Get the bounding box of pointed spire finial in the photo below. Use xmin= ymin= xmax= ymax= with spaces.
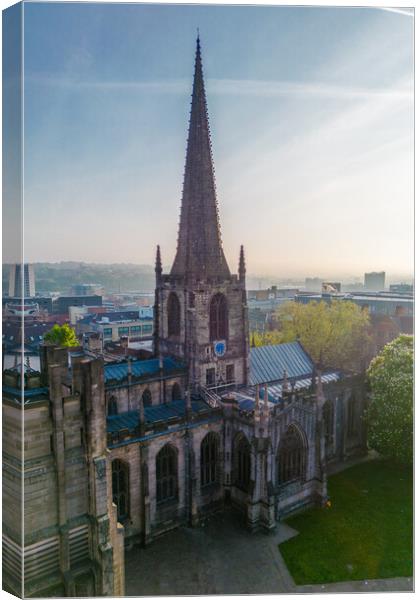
xmin=254 ymin=384 xmax=260 ymax=422
xmin=282 ymin=369 xmax=289 ymax=394
xmin=139 ymin=394 xmax=145 ymax=432
xmin=185 ymin=388 xmax=192 ymax=420
xmin=263 ymin=384 xmax=269 ymax=418
xmin=155 ymin=245 xmax=162 ymax=279
xmin=316 ymin=371 xmax=324 ymax=401
xmin=239 ymin=245 xmax=246 ymax=283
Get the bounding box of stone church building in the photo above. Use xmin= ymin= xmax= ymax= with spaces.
xmin=2 ymin=37 xmax=367 ymax=597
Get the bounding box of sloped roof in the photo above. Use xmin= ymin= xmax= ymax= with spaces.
xmin=107 ymin=398 xmax=212 ymax=432
xmin=104 ymin=356 xmax=185 ymax=384
xmin=249 ymin=342 xmax=314 ymax=385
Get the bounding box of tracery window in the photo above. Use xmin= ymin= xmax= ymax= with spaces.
xmin=234 ymin=434 xmax=251 ymax=491
xmin=112 ymin=459 xmax=129 ymax=521
xmin=156 ymin=445 xmax=177 ymax=503
xmin=201 ymin=432 xmax=219 ymax=486
xmin=168 ymin=292 xmax=181 ymax=337
xmin=142 ymin=388 xmax=152 ymax=407
xmin=108 ymin=396 xmax=118 ymax=416
xmin=172 ymin=382 xmax=182 ymax=401
xmin=277 ymin=425 xmax=306 ymax=485
xmin=209 ymin=293 xmax=228 ymax=341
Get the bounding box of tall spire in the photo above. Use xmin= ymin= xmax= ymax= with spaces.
xmin=171 ymin=35 xmax=231 ymax=281
xmin=155 ymin=245 xmax=162 ymax=280
xmin=238 ymin=245 xmax=246 ymax=283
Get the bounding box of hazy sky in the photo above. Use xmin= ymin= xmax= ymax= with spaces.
xmin=23 ymin=3 xmax=414 ymax=278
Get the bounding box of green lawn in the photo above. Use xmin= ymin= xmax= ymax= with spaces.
xmin=279 ymin=459 xmax=413 ymax=585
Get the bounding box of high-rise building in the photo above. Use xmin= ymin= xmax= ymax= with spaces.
xmin=304 ymin=277 xmax=323 ymax=292
xmin=8 ymin=263 xmax=35 ymax=298
xmin=364 ymin=271 xmax=385 ymax=291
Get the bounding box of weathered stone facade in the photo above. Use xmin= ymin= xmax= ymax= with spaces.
xmin=2 ymin=36 xmax=368 ymax=598
xmin=3 ymin=348 xmax=125 ymax=598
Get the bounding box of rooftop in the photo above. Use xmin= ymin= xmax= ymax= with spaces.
xmin=107 ymin=398 xmax=212 ymax=433
xmin=104 ymin=356 xmax=185 ymax=384
xmin=249 ymin=341 xmax=314 ymax=385
xmin=77 ymin=310 xmax=152 ymax=325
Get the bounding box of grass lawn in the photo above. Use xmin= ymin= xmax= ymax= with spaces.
xmin=279 ymin=459 xmax=413 ymax=585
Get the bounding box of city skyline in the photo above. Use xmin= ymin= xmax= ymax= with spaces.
xmin=21 ymin=4 xmax=413 ymax=278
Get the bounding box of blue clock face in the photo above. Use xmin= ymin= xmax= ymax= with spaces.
xmin=214 ymin=341 xmax=226 ymax=357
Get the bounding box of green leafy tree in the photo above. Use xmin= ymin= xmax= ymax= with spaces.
xmin=250 ymin=330 xmax=284 ymax=347
xmin=366 ymin=335 xmax=413 ymax=464
xmin=44 ymin=323 xmax=79 ymax=348
xmin=276 ymin=299 xmax=371 ymax=371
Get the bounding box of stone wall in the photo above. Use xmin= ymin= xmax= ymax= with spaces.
xmin=2 ymin=348 xmax=126 ymax=597
xmin=157 ymin=275 xmax=249 ymax=390
xmin=105 ymin=374 xmax=185 ymax=413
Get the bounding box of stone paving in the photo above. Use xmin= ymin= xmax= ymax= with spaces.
xmin=125 ymin=508 xmax=413 ymax=595
xmin=296 ymin=577 xmax=413 ymax=593
xmin=125 ymin=453 xmax=411 ymax=596
xmin=125 ymin=510 xmax=296 ymax=596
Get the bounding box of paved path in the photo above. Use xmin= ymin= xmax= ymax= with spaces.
xmin=125 ymin=509 xmax=412 ymax=595
xmin=296 ymin=577 xmax=413 ymax=593
xmin=126 ymin=455 xmax=412 ymax=595
xmin=125 ymin=511 xmax=296 ymax=596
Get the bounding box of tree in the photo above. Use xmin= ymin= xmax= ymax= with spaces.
xmin=276 ymin=299 xmax=371 ymax=371
xmin=366 ymin=335 xmax=413 ymax=464
xmin=44 ymin=323 xmax=79 ymax=348
xmin=250 ymin=330 xmax=284 ymax=347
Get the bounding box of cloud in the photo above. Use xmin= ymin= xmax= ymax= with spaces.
xmin=26 ymin=74 xmax=190 ymax=93
xmin=27 ymin=73 xmax=411 ymax=101
xmin=215 ymin=71 xmax=413 ymax=277
xmin=208 ymin=79 xmax=412 ymax=99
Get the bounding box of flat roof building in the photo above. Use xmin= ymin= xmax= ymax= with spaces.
xmin=364 ymin=271 xmax=385 ymax=291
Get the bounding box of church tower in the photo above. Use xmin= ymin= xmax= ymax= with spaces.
xmin=154 ymin=36 xmax=249 ymax=393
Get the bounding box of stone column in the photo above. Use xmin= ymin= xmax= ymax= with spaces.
xmin=140 ymin=444 xmax=152 ymax=546
xmin=49 ymin=363 xmax=71 ymax=589
xmin=316 ymin=374 xmax=328 ymax=504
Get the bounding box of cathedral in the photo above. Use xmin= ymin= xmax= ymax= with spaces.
xmin=2 ymin=37 xmax=367 ymax=598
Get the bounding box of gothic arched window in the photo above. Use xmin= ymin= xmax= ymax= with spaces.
xmin=277 ymin=425 xmax=306 ymax=485
xmin=108 ymin=396 xmax=118 ymax=416
xmin=142 ymin=388 xmax=152 ymax=407
xmin=112 ymin=459 xmax=129 ymax=521
xmin=233 ymin=433 xmax=251 ymax=491
xmin=209 ymin=293 xmax=228 ymax=341
xmin=156 ymin=444 xmax=177 ymax=503
xmin=172 ymin=382 xmax=182 ymax=402
xmin=201 ymin=432 xmax=219 ymax=487
xmin=168 ymin=292 xmax=181 ymax=337
xmin=323 ymin=399 xmax=334 ymax=446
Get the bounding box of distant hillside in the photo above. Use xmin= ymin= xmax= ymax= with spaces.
xmin=2 ymin=262 xmax=156 ymax=294
xmin=2 ymin=262 xmax=306 ymax=296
